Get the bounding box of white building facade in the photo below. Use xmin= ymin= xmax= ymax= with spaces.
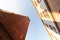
xmin=32 ymin=0 xmax=60 ymax=40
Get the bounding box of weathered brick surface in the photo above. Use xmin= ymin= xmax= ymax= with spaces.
xmin=0 ymin=10 xmax=30 ymax=40
xmin=0 ymin=23 xmax=11 ymax=40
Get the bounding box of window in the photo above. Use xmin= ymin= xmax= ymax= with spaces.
xmin=49 ymin=25 xmax=57 ymax=33
xmin=37 ymin=0 xmax=41 ymax=3
xmin=42 ymin=10 xmax=50 ymax=18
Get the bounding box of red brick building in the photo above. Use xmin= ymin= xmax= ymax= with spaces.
xmin=0 ymin=9 xmax=30 ymax=40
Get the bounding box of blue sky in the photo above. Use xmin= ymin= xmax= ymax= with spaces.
xmin=0 ymin=0 xmax=50 ymax=40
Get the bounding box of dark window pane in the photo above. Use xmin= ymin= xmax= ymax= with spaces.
xmin=37 ymin=0 xmax=41 ymax=3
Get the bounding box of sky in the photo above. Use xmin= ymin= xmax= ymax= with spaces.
xmin=0 ymin=0 xmax=50 ymax=40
